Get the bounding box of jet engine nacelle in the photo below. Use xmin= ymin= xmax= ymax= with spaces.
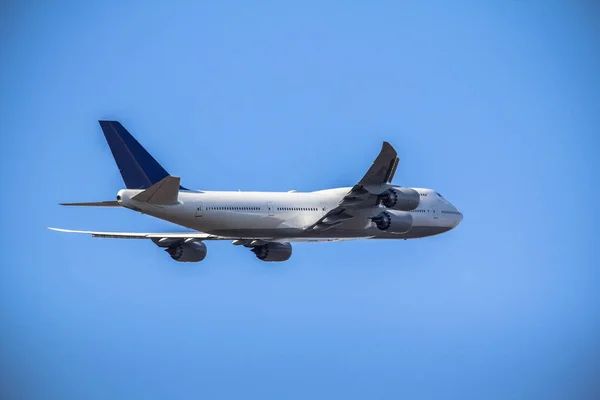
xmin=379 ymin=187 xmax=420 ymax=211
xmin=371 ymin=210 xmax=413 ymax=234
xmin=165 ymin=240 xmax=207 ymax=262
xmin=252 ymin=242 xmax=292 ymax=262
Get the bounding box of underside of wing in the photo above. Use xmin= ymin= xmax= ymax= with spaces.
xmin=47 ymin=227 xmax=365 ymax=243
xmin=306 ymin=141 xmax=400 ymax=231
xmin=49 ymin=226 xmax=368 ymax=264
xmin=358 ymin=141 xmax=399 ymax=186
xmin=48 ymin=227 xmax=222 ymax=240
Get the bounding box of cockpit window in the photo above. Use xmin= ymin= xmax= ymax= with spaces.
xmin=437 ymin=193 xmax=443 ymax=198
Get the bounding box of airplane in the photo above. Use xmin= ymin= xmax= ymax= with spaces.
xmin=49 ymin=121 xmax=463 ymax=262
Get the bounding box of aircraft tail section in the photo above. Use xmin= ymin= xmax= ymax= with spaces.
xmin=98 ymin=121 xmax=188 ymax=190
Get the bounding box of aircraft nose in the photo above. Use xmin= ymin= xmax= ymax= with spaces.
xmin=448 ymin=203 xmax=462 ymax=228
xmin=455 ymin=208 xmax=463 ymax=227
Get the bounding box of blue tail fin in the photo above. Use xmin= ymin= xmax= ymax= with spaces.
xmin=98 ymin=121 xmax=188 ymax=190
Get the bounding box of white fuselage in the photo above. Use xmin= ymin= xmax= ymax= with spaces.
xmin=117 ymin=187 xmax=462 ymax=241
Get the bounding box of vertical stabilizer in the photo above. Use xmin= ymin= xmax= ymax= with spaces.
xmin=98 ymin=121 xmax=188 ymax=190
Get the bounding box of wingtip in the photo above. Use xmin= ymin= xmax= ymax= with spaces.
xmin=381 ymin=141 xmax=397 ymax=156
xmin=47 ymin=227 xmax=87 ymax=234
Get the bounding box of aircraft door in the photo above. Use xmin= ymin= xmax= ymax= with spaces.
xmin=195 ymin=201 xmax=203 ymax=217
xmin=267 ymin=202 xmax=274 ymax=216
xmin=432 ymin=204 xmax=438 ymax=219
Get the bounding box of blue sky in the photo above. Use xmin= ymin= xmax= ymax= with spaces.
xmin=1 ymin=1 xmax=598 ymax=399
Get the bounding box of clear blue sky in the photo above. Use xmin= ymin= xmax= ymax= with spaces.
xmin=1 ymin=1 xmax=598 ymax=399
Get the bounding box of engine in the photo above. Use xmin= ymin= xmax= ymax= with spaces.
xmin=371 ymin=210 xmax=413 ymax=234
xmin=251 ymin=242 xmax=292 ymax=262
xmin=379 ymin=187 xmax=420 ymax=211
xmin=165 ymin=240 xmax=207 ymax=262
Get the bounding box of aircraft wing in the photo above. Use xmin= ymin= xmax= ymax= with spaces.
xmin=47 ymin=227 xmax=364 ymax=244
xmin=306 ymin=141 xmax=399 ymax=231
xmin=48 ymin=227 xmax=228 ymax=240
xmin=357 ymin=141 xmax=399 ymax=187
xmin=48 ymin=227 xmax=277 ymax=247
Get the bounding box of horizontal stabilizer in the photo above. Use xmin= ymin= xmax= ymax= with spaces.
xmin=132 ymin=176 xmax=180 ymax=205
xmin=60 ymin=201 xmax=121 ymax=207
